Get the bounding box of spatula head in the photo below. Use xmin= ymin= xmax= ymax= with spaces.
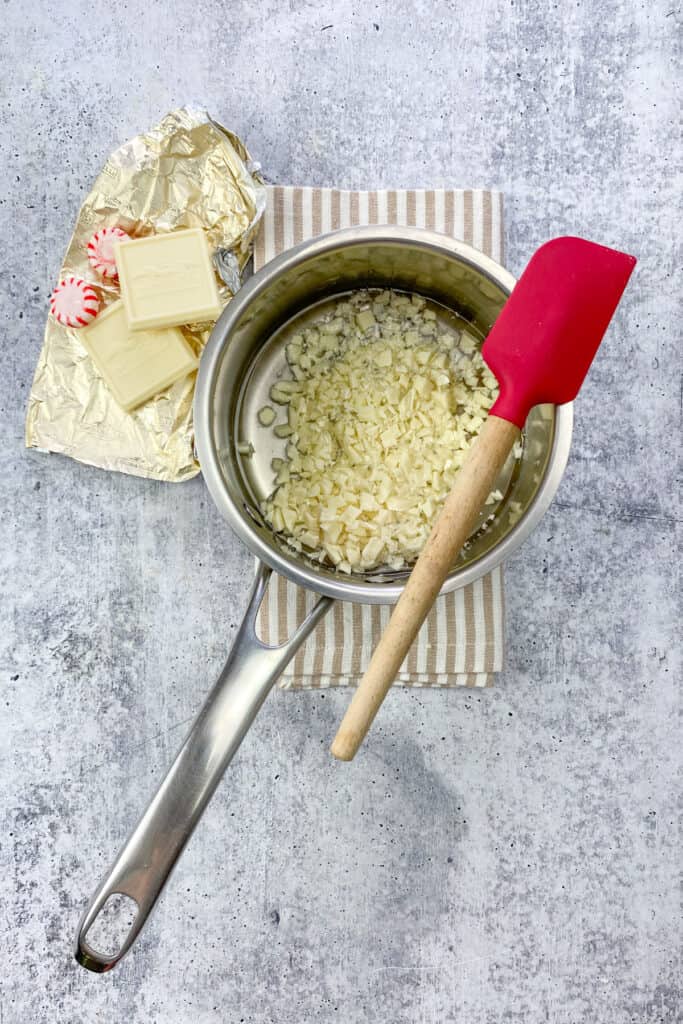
xmin=483 ymin=236 xmax=636 ymax=428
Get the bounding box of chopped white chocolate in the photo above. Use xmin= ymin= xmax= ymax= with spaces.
xmin=459 ymin=331 xmax=478 ymax=354
xmin=258 ymin=405 xmax=276 ymax=426
xmin=115 ymin=228 xmax=221 ymax=331
xmin=258 ymin=289 xmax=505 ymax=572
xmin=485 ymin=488 xmax=504 ymax=505
xmin=273 ymin=423 xmax=294 ymax=438
xmin=355 ymin=309 xmax=376 ymax=332
xmin=79 ymin=300 xmax=197 ymax=412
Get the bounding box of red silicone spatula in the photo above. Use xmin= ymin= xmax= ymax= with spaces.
xmin=331 ymin=236 xmax=636 ymax=761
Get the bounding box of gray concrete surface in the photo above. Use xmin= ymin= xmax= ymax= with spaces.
xmin=1 ymin=1 xmax=680 ymax=1021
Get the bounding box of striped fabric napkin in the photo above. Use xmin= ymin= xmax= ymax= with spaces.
xmin=254 ymin=186 xmax=505 ymax=689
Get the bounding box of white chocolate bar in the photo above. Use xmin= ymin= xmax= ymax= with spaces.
xmin=115 ymin=228 xmax=221 ymax=330
xmin=79 ymin=300 xmax=198 ymax=412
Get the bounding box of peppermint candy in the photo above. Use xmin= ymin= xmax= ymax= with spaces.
xmin=49 ymin=277 xmax=100 ymax=328
xmin=86 ymin=226 xmax=130 ymax=279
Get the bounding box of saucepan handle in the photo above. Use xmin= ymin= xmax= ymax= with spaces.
xmin=75 ymin=564 xmax=332 ymax=972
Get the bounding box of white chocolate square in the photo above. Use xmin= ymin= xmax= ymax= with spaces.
xmin=115 ymin=228 xmax=221 ymax=330
xmin=80 ymin=300 xmax=198 ymax=412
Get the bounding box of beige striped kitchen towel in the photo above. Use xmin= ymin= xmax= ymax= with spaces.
xmin=254 ymin=186 xmax=505 ymax=689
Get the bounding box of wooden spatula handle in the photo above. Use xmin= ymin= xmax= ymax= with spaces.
xmin=330 ymin=415 xmax=520 ymax=762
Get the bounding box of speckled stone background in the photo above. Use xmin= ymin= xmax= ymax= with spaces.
xmin=1 ymin=1 xmax=680 ymax=1021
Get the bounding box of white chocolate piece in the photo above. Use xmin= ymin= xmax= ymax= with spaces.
xmin=79 ymin=300 xmax=198 ymax=412
xmin=115 ymin=228 xmax=221 ymax=330
xmin=273 ymin=423 xmax=294 ymax=438
xmin=355 ymin=309 xmax=375 ymax=332
xmin=258 ymin=405 xmax=276 ymax=426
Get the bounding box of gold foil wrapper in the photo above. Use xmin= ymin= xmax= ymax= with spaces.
xmin=25 ymin=107 xmax=266 ymax=482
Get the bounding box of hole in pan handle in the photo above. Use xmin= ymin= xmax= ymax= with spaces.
xmin=74 ymin=563 xmax=332 ymax=972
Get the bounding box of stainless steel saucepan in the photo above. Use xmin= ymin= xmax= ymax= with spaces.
xmin=75 ymin=226 xmax=572 ymax=971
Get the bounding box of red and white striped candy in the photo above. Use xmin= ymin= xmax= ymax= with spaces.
xmin=49 ymin=277 xmax=100 ymax=328
xmin=86 ymin=226 xmax=130 ymax=279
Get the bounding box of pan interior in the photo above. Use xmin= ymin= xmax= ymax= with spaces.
xmin=234 ymin=289 xmax=525 ymax=582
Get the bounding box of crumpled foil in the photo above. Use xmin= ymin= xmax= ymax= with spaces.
xmin=25 ymin=106 xmax=266 ymax=482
